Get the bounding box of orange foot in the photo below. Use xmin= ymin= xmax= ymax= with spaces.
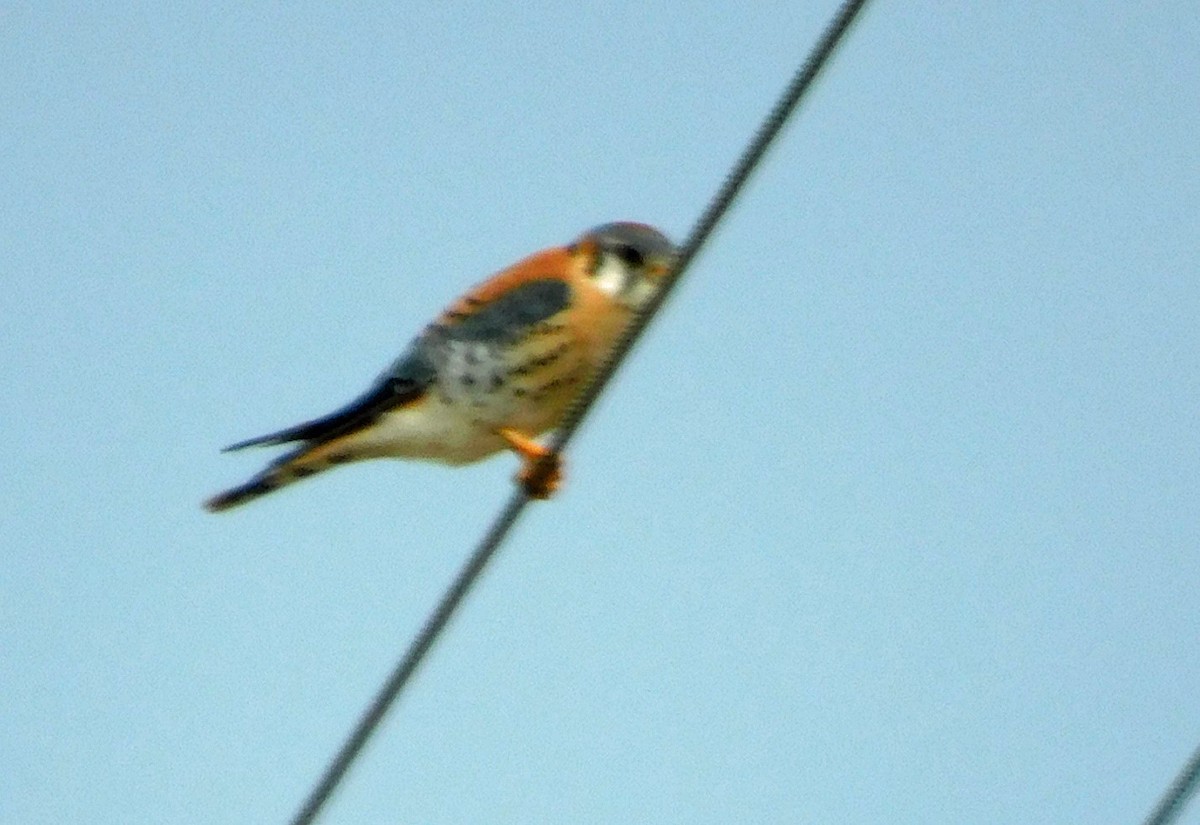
xmin=497 ymin=428 xmax=563 ymax=499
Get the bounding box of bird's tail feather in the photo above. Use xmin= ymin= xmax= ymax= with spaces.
xmin=204 ymin=474 xmax=288 ymax=513
xmin=204 ymin=438 xmax=358 ymax=513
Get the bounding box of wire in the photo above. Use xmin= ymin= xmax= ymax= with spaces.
xmin=287 ymin=2 xmax=872 ymax=823
xmin=287 ymin=493 xmax=527 ymax=825
xmin=1142 ymin=741 xmax=1200 ymax=825
xmin=547 ymin=0 xmax=870 ymax=456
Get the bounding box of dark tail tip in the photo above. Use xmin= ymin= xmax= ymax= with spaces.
xmin=203 ymin=477 xmax=280 ymax=513
xmin=221 ymin=434 xmax=284 ymax=453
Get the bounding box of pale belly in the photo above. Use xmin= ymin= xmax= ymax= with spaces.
xmin=362 ymin=337 xmax=592 ymax=465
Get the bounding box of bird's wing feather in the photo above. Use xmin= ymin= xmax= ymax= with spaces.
xmin=435 ymin=275 xmax=573 ymax=343
xmin=222 ymin=275 xmax=574 ymax=452
xmin=221 ymin=345 xmax=436 ymax=451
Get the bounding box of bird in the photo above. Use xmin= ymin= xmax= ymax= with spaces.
xmin=204 ymin=221 xmax=676 ymax=512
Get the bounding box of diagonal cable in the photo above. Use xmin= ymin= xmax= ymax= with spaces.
xmin=548 ymin=0 xmax=869 ymax=455
xmin=1141 ymin=741 xmax=1200 ymax=825
xmin=287 ymin=2 xmax=872 ymax=823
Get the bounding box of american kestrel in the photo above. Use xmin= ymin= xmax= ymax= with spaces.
xmin=205 ymin=222 xmax=675 ymax=512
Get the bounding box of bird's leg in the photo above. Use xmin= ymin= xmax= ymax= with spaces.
xmin=496 ymin=428 xmax=562 ymax=499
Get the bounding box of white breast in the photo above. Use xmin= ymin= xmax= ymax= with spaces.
xmin=363 ymin=395 xmax=509 ymax=465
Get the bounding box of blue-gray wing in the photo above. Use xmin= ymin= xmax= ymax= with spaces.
xmin=220 ymin=344 xmax=435 ymax=452
xmin=221 ymin=278 xmax=572 ymax=452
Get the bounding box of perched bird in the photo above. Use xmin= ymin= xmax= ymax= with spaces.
xmin=204 ymin=222 xmax=675 ymax=512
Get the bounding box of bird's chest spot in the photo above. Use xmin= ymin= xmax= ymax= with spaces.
xmin=433 ymin=333 xmax=586 ymax=430
xmin=436 ymin=342 xmax=510 ymax=402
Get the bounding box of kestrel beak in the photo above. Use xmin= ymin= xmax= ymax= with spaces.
xmin=646 ymin=254 xmax=675 ymax=280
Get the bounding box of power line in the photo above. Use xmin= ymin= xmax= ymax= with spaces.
xmin=547 ymin=0 xmax=870 ymax=456
xmin=286 ymin=2 xmax=872 ymax=823
xmin=1142 ymin=741 xmax=1200 ymax=825
xmin=287 ymin=493 xmax=527 ymax=825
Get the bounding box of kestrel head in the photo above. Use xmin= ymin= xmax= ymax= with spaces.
xmin=571 ymin=222 xmax=676 ymax=310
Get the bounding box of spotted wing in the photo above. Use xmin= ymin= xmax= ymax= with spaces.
xmin=222 ymin=276 xmax=573 ymax=453
xmin=220 ymin=344 xmax=437 ymax=452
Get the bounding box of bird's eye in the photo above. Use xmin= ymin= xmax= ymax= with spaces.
xmin=614 ymin=244 xmax=645 ymax=268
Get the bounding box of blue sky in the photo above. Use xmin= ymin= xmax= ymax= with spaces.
xmin=3 ymin=3 xmax=1198 ymax=823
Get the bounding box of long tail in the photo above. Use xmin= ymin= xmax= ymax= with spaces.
xmin=204 ymin=439 xmax=358 ymax=513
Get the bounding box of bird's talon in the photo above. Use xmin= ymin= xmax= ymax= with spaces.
xmin=518 ymin=456 xmax=562 ymax=500
xmin=498 ymin=427 xmax=563 ymax=499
